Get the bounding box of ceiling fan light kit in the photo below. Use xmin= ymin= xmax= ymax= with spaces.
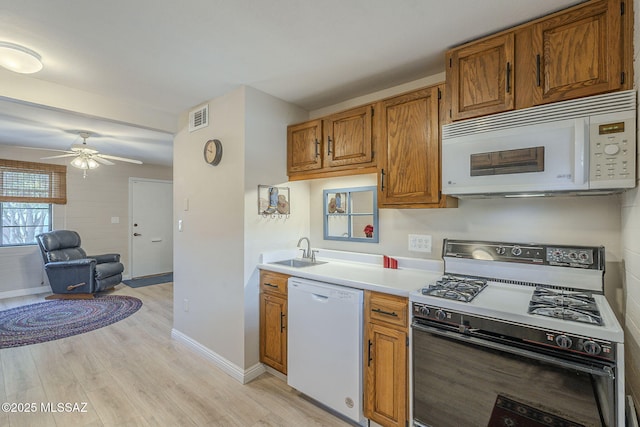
xmin=70 ymin=156 xmax=99 ymax=170
xmin=0 ymin=41 xmax=43 ymax=74
xmin=40 ymin=131 xmax=143 ymax=178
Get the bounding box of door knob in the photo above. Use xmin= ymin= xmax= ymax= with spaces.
xmin=133 ymin=233 xmax=142 ymax=236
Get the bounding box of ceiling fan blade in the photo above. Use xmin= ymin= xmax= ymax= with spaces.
xmin=97 ymin=154 xmax=143 ymax=164
xmin=93 ymin=156 xmax=115 ymax=165
xmin=20 ymin=146 xmax=75 ymax=154
xmin=40 ymin=153 xmax=78 ymax=159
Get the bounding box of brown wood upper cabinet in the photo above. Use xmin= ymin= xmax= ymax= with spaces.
xmin=446 ymin=32 xmax=515 ymax=121
xmin=287 ymin=105 xmax=376 ymax=180
xmin=323 ymin=105 xmax=373 ymax=168
xmin=446 ymin=0 xmax=632 ymax=121
xmin=287 ymin=119 xmax=323 ymax=174
xmin=377 ymin=85 xmax=447 ymax=208
xmin=517 ymin=0 xmax=625 ymax=107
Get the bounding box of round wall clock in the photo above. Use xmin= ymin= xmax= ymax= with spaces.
xmin=203 ymin=139 xmax=223 ymax=166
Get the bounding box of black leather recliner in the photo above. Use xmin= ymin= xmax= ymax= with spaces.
xmin=36 ymin=230 xmax=124 ymax=295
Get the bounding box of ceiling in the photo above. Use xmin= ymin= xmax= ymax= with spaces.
xmin=0 ymin=0 xmax=583 ymax=166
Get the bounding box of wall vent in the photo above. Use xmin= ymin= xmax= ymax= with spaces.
xmin=189 ymin=104 xmax=209 ymax=132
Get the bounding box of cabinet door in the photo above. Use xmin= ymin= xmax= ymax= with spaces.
xmin=259 ymin=293 xmax=287 ymax=374
xmin=524 ymin=0 xmax=623 ymax=106
xmin=287 ymin=120 xmax=323 ymax=173
xmin=364 ymin=323 xmax=407 ymax=427
xmin=378 ymin=86 xmax=441 ymax=207
xmin=447 ymin=32 xmax=515 ymax=120
xmin=323 ymin=105 xmax=373 ymax=168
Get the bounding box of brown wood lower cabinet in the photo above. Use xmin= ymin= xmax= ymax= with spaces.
xmin=259 ymin=270 xmax=289 ymax=374
xmin=364 ymin=291 xmax=408 ymax=427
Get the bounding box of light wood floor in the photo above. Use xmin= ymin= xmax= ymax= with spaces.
xmin=0 ymin=283 xmax=351 ymax=427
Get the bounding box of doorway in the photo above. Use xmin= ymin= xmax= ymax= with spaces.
xmin=129 ymin=178 xmax=173 ymax=278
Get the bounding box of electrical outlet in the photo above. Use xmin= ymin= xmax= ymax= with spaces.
xmin=409 ymin=234 xmax=432 ymax=253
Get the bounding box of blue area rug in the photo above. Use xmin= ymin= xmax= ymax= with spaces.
xmin=0 ymin=295 xmax=142 ymax=349
xmin=123 ymin=272 xmax=173 ymax=288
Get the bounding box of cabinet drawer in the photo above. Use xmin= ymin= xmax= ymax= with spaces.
xmin=260 ymin=271 xmax=289 ymax=295
xmin=366 ymin=292 xmax=408 ymax=328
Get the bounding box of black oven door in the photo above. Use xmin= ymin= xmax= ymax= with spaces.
xmin=412 ymin=322 xmax=616 ymax=427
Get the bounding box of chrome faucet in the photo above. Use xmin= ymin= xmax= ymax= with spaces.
xmin=297 ymin=237 xmax=311 ymax=259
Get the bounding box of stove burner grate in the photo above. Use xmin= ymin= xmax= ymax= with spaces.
xmin=421 ymin=275 xmax=488 ymax=302
xmin=528 ymin=286 xmax=603 ymax=326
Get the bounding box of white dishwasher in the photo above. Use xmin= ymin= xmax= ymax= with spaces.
xmin=287 ymin=277 xmax=365 ymax=425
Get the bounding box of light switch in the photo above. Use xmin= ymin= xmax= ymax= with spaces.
xmin=178 ymin=219 xmax=183 ymax=232
xmin=184 ymin=198 xmax=189 ymax=211
xmin=111 ymin=216 xmax=120 ymax=224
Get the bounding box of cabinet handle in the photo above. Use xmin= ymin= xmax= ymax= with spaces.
xmin=264 ymin=282 xmax=278 ymax=288
xmin=536 ymin=54 xmax=541 ymax=87
xmin=380 ymin=168 xmax=385 ymax=191
xmin=367 ymin=339 xmax=373 ymax=366
xmin=327 ymin=136 xmax=332 ymax=155
xmin=372 ymin=308 xmax=399 ymax=317
xmin=280 ymin=312 xmax=286 ymax=333
xmin=506 ymin=62 xmax=511 ymax=93
xmin=314 ymin=139 xmax=320 ymax=158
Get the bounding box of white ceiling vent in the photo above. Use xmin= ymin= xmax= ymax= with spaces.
xmin=189 ymin=104 xmax=209 ymax=132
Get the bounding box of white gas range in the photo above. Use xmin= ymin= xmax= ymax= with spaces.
xmin=409 ymin=239 xmax=624 ymax=427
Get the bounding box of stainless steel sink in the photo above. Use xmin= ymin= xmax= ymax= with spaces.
xmin=269 ymin=258 xmax=327 ymax=268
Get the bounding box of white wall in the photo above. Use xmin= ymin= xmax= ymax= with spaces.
xmin=309 ymin=174 xmax=620 ymax=255
xmin=309 ymin=174 xmax=623 ymax=308
xmin=243 ymin=87 xmax=310 ymax=367
xmin=173 ymin=87 xmax=247 ymax=367
xmin=621 ymin=0 xmax=640 ymax=409
xmin=0 ymin=68 xmax=176 ymax=134
xmin=173 ymin=86 xmax=308 ymax=371
xmin=0 ymin=144 xmax=172 ymax=298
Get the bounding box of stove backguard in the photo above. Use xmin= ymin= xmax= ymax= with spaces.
xmin=441 ymin=239 xmax=605 ymax=293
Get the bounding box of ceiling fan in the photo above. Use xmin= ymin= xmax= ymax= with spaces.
xmin=41 ymin=131 xmax=142 ymax=177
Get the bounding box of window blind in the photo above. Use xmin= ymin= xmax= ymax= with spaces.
xmin=0 ymin=159 xmax=67 ymax=204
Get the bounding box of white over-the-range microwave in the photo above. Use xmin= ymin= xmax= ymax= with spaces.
xmin=441 ymin=90 xmax=637 ymax=197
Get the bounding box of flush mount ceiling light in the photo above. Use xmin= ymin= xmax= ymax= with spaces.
xmin=0 ymin=42 xmax=43 ymax=74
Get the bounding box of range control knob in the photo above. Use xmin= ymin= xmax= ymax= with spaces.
xmin=435 ymin=309 xmax=447 ymax=321
xmin=419 ymin=306 xmax=430 ymax=316
xmin=496 ymin=246 xmax=506 ymax=255
xmin=511 ymin=246 xmax=522 ymax=256
xmin=555 ymin=335 xmax=573 ymax=349
xmin=583 ymin=340 xmax=602 ymax=356
xmin=550 ymin=250 xmax=563 ymax=261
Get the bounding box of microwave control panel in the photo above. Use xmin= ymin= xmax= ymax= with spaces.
xmin=589 ymin=114 xmax=636 ymax=189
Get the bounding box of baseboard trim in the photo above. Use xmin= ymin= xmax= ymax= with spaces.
xmin=264 ymin=365 xmax=287 ymax=382
xmin=171 ymin=328 xmax=266 ymax=384
xmin=0 ymin=286 xmax=50 ymax=300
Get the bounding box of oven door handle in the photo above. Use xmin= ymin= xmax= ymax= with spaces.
xmin=412 ymin=322 xmax=615 ymax=379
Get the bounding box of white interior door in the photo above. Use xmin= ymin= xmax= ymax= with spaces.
xmin=130 ymin=179 xmax=173 ymax=278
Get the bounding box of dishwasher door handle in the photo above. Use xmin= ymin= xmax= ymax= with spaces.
xmin=311 ymin=293 xmax=329 ymax=302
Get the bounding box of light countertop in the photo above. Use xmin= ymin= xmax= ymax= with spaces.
xmin=258 ymin=249 xmax=443 ymax=297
